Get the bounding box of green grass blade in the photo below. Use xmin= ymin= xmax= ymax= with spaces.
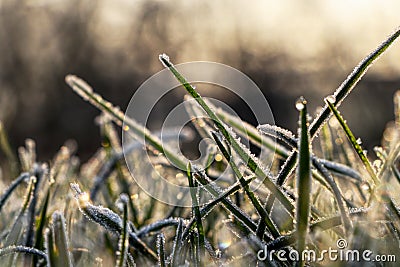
xmin=211 ymin=131 xmax=280 ymax=238
xmin=4 ymin=175 xmax=36 ymax=251
xmin=136 ymin=218 xmax=181 ymax=238
xmin=50 ymin=211 xmax=72 ymax=267
xmin=191 ymin=170 xmax=260 ymax=237
xmin=257 ymin=124 xmax=297 ymax=148
xmin=71 ymin=183 xmax=158 ymax=261
xmin=325 ymin=96 xmax=378 ymax=185
xmin=320 ymin=123 xmax=334 ymax=161
xmin=187 ymin=163 xmax=205 ymax=262
xmin=275 ymin=27 xmax=400 ymax=187
xmin=156 ymin=233 xmax=167 ymax=267
xmin=310 ymin=27 xmax=400 ymax=138
xmin=44 ymin=224 xmax=56 ymax=267
xmin=210 ymin=99 xmax=288 ymax=159
xmin=159 ymin=54 xmax=294 ymax=214
xmin=0 ymin=172 xmax=29 ymax=213
xmin=170 ymin=218 xmax=184 ymax=266
xmin=25 ymin=165 xmax=46 ymax=248
xmin=33 ymin=187 xmax=50 ymax=266
xmin=182 ymin=176 xmax=256 ymax=239
xmin=295 ymin=98 xmax=312 ymax=267
xmin=312 ymin=158 xmax=352 ymax=233
xmin=65 ymin=75 xmax=186 ymax=170
xmin=0 ymin=245 xmax=47 ymax=260
xmin=116 ymin=194 xmax=129 ymax=267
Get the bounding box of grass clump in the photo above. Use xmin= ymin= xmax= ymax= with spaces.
xmin=0 ymin=27 xmax=399 ymax=266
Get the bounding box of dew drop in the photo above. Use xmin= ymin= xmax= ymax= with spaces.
xmin=295 ymin=102 xmax=304 ymax=111
xmin=215 ymin=153 xmax=223 ymax=162
xmin=295 ymin=97 xmax=307 ymax=111
xmin=175 ymin=173 xmax=184 ymax=179
xmin=325 ymin=95 xmax=336 ymax=104
xmin=356 ymin=138 xmax=362 ymax=145
xmin=176 ymin=191 xmax=184 ymax=200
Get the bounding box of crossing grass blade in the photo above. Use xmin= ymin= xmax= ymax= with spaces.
xmin=275 ymin=27 xmax=400 ymax=187
xmin=211 ymin=131 xmax=280 ymax=239
xmin=325 ymin=96 xmax=378 ymax=185
xmin=159 ymin=54 xmax=295 ymax=215
xmin=0 ymin=172 xmax=29 ymax=213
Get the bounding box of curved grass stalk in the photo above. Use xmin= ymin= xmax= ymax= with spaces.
xmin=70 ymin=183 xmax=158 ymax=261
xmin=0 ymin=172 xmax=29 ymax=213
xmin=136 ymin=218 xmax=181 ymax=238
xmin=312 ymin=158 xmax=352 ymax=233
xmin=0 ymin=245 xmax=46 ymax=260
xmin=5 ymin=175 xmax=36 ymax=252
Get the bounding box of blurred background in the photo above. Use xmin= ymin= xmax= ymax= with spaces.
xmin=0 ymin=0 xmax=400 ymax=163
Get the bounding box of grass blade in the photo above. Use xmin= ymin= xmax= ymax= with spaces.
xmin=0 ymin=172 xmax=29 ymax=213
xmin=156 ymin=233 xmax=167 ymax=267
xmin=0 ymin=245 xmax=46 ymax=260
xmin=71 ymin=183 xmax=158 ymax=261
xmin=276 ymin=27 xmax=400 ymax=187
xmin=312 ymin=158 xmax=352 ymax=233
xmin=116 ymin=194 xmax=130 ymax=267
xmin=186 ymin=163 xmax=205 ymax=263
xmin=45 ymin=211 xmax=73 ymax=267
xmin=182 ymin=176 xmax=257 ymax=238
xmin=310 ymin=27 xmax=400 ymax=138
xmin=33 ymin=187 xmax=51 ymax=266
xmin=325 ymin=96 xmax=378 ymax=185
xmin=159 ymin=54 xmax=294 ymax=214
xmin=214 ymin=105 xmax=287 ymax=159
xmin=211 ymin=131 xmax=280 ymax=239
xmin=65 ymin=75 xmax=186 ymax=170
xmin=295 ymin=98 xmax=312 ymax=267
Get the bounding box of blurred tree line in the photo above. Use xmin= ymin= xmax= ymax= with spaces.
xmin=0 ymin=0 xmax=399 ymax=163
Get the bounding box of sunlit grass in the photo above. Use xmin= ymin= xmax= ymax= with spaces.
xmin=0 ymin=26 xmax=399 ymax=266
